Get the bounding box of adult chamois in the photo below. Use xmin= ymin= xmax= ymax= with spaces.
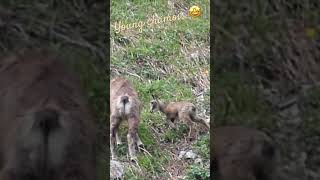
xmin=110 ymin=77 xmax=143 ymax=162
xmin=0 ymin=49 xmax=96 ymax=180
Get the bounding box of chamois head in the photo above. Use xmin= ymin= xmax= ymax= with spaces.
xmin=150 ymin=94 xmax=160 ymax=113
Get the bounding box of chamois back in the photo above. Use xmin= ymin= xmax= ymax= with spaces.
xmin=110 ymin=77 xmax=140 ymax=117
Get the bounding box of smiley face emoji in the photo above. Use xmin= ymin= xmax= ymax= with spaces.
xmin=189 ymin=5 xmax=201 ymax=18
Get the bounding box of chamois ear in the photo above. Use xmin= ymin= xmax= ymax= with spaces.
xmin=152 ymin=94 xmax=157 ymax=100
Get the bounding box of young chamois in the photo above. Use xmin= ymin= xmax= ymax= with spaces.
xmin=212 ymin=126 xmax=278 ymax=180
xmin=150 ymin=95 xmax=210 ymax=140
xmin=0 ymin=49 xmax=96 ymax=180
xmin=110 ymin=77 xmax=143 ymax=161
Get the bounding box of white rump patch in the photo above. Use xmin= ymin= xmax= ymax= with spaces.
xmin=116 ymin=96 xmax=133 ymax=116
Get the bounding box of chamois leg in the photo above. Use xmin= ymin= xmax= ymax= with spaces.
xmin=137 ymin=134 xmax=143 ymax=147
xmin=179 ymin=112 xmax=195 ymax=141
xmin=110 ymin=115 xmax=121 ymax=160
xmin=190 ymin=113 xmax=210 ymax=129
xmin=116 ymin=131 xmax=122 ymax=145
xmin=168 ymin=119 xmax=175 ymax=128
xmin=127 ymin=116 xmax=139 ymax=162
xmin=185 ymin=117 xmax=195 ymax=141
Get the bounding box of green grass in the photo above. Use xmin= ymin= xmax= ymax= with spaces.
xmin=111 ymin=0 xmax=210 ymax=179
xmin=186 ymin=164 xmax=210 ymax=180
xmin=193 ymin=135 xmax=210 ymax=159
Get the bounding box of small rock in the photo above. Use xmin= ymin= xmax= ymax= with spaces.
xmin=110 ymin=160 xmax=124 ymax=180
xmin=194 ymin=158 xmax=203 ymax=165
xmin=185 ymin=150 xmax=197 ymax=159
xmin=178 ymin=151 xmax=186 ymax=159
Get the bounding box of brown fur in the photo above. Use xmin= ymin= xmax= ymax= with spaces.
xmin=110 ymin=77 xmax=143 ymax=161
xmin=212 ymin=126 xmax=278 ymax=180
xmin=0 ymin=49 xmax=96 ymax=180
xmin=150 ymin=96 xmax=210 ymax=140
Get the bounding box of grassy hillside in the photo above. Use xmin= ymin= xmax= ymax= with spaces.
xmin=111 ymin=0 xmax=210 ymax=179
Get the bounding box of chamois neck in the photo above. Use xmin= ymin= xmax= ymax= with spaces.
xmin=158 ymin=101 xmax=167 ymax=113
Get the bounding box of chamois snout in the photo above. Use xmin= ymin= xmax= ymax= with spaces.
xmin=150 ymin=100 xmax=158 ymax=113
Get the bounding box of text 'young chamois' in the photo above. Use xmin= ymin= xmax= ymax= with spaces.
xmin=150 ymin=95 xmax=210 ymax=140
xmin=212 ymin=126 xmax=278 ymax=180
xmin=0 ymin=49 xmax=96 ymax=180
xmin=110 ymin=77 xmax=143 ymax=162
